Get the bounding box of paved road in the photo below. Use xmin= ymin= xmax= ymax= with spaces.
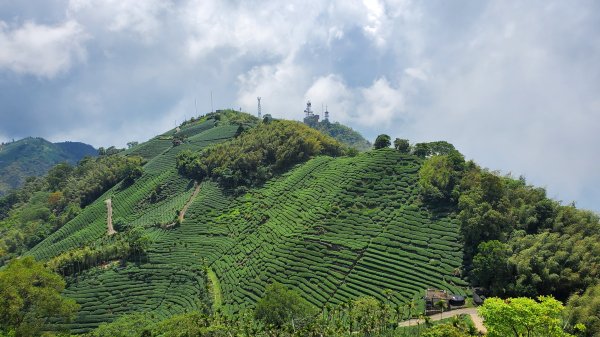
xmin=397 ymin=308 xmax=487 ymax=334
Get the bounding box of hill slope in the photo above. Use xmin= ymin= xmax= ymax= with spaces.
xmin=0 ymin=137 xmax=96 ymax=196
xmin=22 ymin=114 xmax=465 ymax=332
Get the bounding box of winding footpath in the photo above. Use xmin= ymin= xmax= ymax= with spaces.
xmin=179 ymin=182 xmax=201 ymax=222
xmin=397 ymin=308 xmax=487 ymax=334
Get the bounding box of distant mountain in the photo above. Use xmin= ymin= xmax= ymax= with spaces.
xmin=0 ymin=137 xmax=96 ymax=196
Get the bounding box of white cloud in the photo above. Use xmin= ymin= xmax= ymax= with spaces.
xmin=236 ymin=56 xmax=310 ymax=118
xmin=0 ymin=20 xmax=88 ymax=78
xmin=303 ymin=75 xmax=404 ymax=127
xmin=67 ymin=0 xmax=170 ymax=43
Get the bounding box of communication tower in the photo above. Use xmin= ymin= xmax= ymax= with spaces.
xmin=257 ymin=97 xmax=262 ymax=118
xmin=303 ymin=100 xmax=320 ymax=126
xmin=324 ymin=105 xmax=329 ymax=121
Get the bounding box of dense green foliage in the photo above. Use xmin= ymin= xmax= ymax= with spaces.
xmin=254 ymin=282 xmax=316 ymax=328
xmin=479 ymin=296 xmax=574 ymax=337
xmin=373 ymin=134 xmax=391 ymax=149
xmin=0 ymin=137 xmax=96 ymax=197
xmin=176 ymin=120 xmax=346 ymax=188
xmin=393 ymin=138 xmax=410 ymax=153
xmin=311 ymin=120 xmax=372 ymax=151
xmin=417 ymin=150 xmax=600 ymax=306
xmin=0 ymin=257 xmax=79 ymax=336
xmin=566 ymin=283 xmax=600 ymax=337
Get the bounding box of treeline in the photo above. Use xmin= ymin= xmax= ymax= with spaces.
xmin=0 ymin=154 xmax=144 ymax=265
xmin=176 ymin=120 xmax=347 ymax=190
xmin=417 ymin=150 xmax=600 ymax=336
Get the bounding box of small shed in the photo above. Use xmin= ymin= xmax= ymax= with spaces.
xmin=424 ymin=289 xmax=449 ymax=314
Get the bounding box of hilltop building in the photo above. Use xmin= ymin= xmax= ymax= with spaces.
xmin=303 ymin=100 xmax=320 ymax=127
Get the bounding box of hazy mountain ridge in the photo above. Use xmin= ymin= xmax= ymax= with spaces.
xmin=0 ymin=137 xmax=97 ymax=196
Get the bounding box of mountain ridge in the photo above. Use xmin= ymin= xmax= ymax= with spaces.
xmin=0 ymin=137 xmax=97 ymax=196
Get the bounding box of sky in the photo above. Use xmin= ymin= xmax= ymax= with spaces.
xmin=0 ymin=0 xmax=599 ymax=213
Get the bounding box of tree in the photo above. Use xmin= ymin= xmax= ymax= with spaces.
xmin=565 ymin=282 xmax=600 ymax=336
xmin=413 ymin=143 xmax=430 ymax=157
xmin=123 ymin=165 xmax=143 ymax=186
xmin=254 ymin=282 xmax=316 ymax=329
xmin=418 ymin=155 xmax=455 ymax=201
xmin=373 ymin=134 xmax=391 ymax=149
xmin=471 ymin=240 xmax=511 ymax=295
xmin=479 ymin=296 xmax=575 ymax=337
xmin=435 ymin=299 xmax=447 ymax=319
xmin=126 ymin=141 xmax=138 ymax=149
xmin=393 ymin=138 xmax=410 ymax=153
xmin=0 ymin=257 xmax=79 ymax=336
xmin=350 ymin=296 xmax=380 ymax=335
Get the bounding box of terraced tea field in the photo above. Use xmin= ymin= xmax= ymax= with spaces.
xmin=27 ymin=117 xmax=466 ymax=332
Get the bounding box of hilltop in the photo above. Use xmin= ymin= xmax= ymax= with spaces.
xmin=0 ymin=110 xmax=598 ymax=336
xmin=0 ymin=137 xmax=97 ymax=196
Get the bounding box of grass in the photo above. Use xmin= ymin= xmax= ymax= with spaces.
xmin=206 ymin=266 xmax=223 ymax=310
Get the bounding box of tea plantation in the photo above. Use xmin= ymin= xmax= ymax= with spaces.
xmin=25 ymin=115 xmax=466 ymax=332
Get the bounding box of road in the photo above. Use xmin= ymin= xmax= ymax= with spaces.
xmin=397 ymin=307 xmax=487 ymax=334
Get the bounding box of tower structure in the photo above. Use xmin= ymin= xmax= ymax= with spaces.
xmin=324 ymin=105 xmax=329 ymax=121
xmin=304 ymin=100 xmax=313 ymax=117
xmin=257 ymin=97 xmax=262 ymax=118
xmin=303 ymin=100 xmax=320 ymax=126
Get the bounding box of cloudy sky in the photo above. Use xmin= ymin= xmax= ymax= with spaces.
xmin=1 ymin=0 xmax=599 ymax=212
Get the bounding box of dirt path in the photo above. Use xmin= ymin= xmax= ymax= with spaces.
xmin=178 ymin=182 xmax=200 ymax=222
xmin=105 ymin=198 xmax=116 ymax=235
xmin=397 ymin=308 xmax=487 ymax=334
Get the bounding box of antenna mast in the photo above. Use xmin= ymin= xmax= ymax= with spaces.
xmin=324 ymin=105 xmax=329 ymax=121
xmin=304 ymin=100 xmax=313 ymax=117
xmin=257 ymin=97 xmax=262 ymax=118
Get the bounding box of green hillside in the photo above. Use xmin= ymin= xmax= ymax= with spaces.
xmin=17 ymin=113 xmax=462 ymax=333
xmin=2 ymin=110 xmax=598 ymax=336
xmin=0 ymin=137 xmax=96 ymax=196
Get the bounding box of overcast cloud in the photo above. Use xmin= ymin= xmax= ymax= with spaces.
xmin=0 ymin=0 xmax=599 ymax=212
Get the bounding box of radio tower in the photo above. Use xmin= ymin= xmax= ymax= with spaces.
xmin=257 ymin=97 xmax=262 ymax=118
xmin=324 ymin=105 xmax=329 ymax=121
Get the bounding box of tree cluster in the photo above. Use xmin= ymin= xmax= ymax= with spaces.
xmin=0 ymin=257 xmax=79 ymax=336
xmin=176 ymin=120 xmax=346 ymax=189
xmin=416 ymin=148 xmax=600 ymax=333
